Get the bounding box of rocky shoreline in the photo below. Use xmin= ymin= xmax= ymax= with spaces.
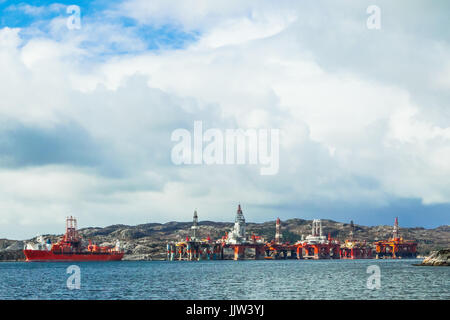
xmin=416 ymin=249 xmax=449 ymax=266
xmin=0 ymin=250 xmax=25 ymax=262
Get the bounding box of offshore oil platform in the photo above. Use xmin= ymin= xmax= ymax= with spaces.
xmin=295 ymin=219 xmax=341 ymax=259
xmin=340 ymin=220 xmax=373 ymax=259
xmin=374 ymin=217 xmax=417 ymax=259
xmin=264 ymin=218 xmax=298 ymax=259
xmin=166 ymin=205 xmax=417 ymax=261
xmin=166 ymin=210 xmax=223 ymax=261
xmin=166 ymin=205 xmax=266 ymax=261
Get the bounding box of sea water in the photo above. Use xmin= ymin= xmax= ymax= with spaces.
xmin=0 ymin=259 xmax=448 ymax=300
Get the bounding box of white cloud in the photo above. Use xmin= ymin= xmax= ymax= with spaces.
xmin=118 ymin=0 xmax=262 ymax=29
xmin=0 ymin=1 xmax=450 ymax=238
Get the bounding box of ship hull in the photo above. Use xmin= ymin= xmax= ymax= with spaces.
xmin=23 ymin=250 xmax=124 ymax=262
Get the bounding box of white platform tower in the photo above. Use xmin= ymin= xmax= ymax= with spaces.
xmin=191 ymin=210 xmax=199 ymax=241
xmin=227 ymin=204 xmax=247 ymax=244
xmin=304 ymin=219 xmax=327 ymax=244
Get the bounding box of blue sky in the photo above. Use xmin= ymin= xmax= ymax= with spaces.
xmin=0 ymin=1 xmax=107 ymax=28
xmin=0 ymin=0 xmax=449 ymax=239
xmin=0 ymin=0 xmax=199 ymax=53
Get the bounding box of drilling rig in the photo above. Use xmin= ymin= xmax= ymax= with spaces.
xmin=340 ymin=220 xmax=373 ymax=259
xmin=374 ymin=217 xmax=417 ymax=259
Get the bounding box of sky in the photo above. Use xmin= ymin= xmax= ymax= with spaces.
xmin=0 ymin=0 xmax=449 ymax=239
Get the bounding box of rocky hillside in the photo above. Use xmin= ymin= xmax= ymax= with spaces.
xmin=1 ymin=219 xmax=449 ymax=261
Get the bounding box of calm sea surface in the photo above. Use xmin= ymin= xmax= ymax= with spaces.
xmin=0 ymin=259 xmax=448 ymax=300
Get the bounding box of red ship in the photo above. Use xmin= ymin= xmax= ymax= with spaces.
xmin=23 ymin=216 xmax=124 ymax=262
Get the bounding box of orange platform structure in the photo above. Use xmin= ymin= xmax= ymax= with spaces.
xmin=293 ymin=220 xmax=341 ymax=259
xmin=167 ymin=207 xmax=419 ymax=262
xmin=340 ymin=221 xmax=373 ymax=259
xmin=374 ymin=217 xmax=417 ymax=259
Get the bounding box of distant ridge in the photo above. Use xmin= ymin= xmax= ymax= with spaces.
xmin=1 ymin=219 xmax=449 ymax=261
